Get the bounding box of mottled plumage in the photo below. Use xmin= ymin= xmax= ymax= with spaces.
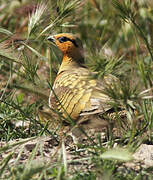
xmin=48 ymin=33 xmax=115 ymax=132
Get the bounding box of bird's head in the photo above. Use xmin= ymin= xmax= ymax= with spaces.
xmin=47 ymin=33 xmax=84 ymax=64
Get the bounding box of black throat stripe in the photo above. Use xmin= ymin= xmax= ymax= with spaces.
xmin=69 ymin=38 xmax=78 ymax=47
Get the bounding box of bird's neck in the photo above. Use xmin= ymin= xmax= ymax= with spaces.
xmin=58 ymin=54 xmax=84 ymax=74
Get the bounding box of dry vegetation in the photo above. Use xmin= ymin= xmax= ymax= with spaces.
xmin=0 ymin=0 xmax=153 ymax=179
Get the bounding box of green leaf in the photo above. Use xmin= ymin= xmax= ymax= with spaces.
xmin=0 ymin=153 xmax=13 ymax=178
xmin=101 ymin=148 xmax=133 ymax=162
xmin=16 ymin=93 xmax=25 ymax=104
xmin=0 ymin=28 xmax=13 ymax=36
xmin=21 ymin=42 xmax=48 ymax=61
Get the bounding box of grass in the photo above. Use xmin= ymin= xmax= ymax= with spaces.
xmin=0 ymin=0 xmax=153 ymax=179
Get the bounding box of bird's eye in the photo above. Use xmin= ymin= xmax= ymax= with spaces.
xmin=58 ymin=36 xmax=79 ymax=47
xmin=58 ymin=36 xmax=68 ymax=43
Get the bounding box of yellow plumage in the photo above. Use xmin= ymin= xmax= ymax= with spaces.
xmin=47 ymin=33 xmax=116 ymax=133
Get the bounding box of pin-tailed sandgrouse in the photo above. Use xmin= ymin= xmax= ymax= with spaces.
xmin=47 ymin=33 xmax=116 ymax=135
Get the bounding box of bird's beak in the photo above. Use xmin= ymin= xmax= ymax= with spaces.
xmin=47 ymin=36 xmax=56 ymax=43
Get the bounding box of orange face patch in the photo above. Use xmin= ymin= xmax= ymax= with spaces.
xmin=53 ymin=33 xmax=78 ymax=54
xmin=56 ymin=40 xmax=76 ymax=54
xmin=48 ymin=33 xmax=84 ymax=64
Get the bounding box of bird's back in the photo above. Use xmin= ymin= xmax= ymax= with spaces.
xmin=49 ymin=66 xmax=112 ymax=122
xmin=47 ymin=33 xmax=116 ymax=131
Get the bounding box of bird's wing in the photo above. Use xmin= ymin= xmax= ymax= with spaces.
xmin=49 ymin=68 xmax=113 ymax=120
xmin=80 ymin=73 xmax=117 ymax=116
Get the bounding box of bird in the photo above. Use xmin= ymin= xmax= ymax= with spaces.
xmin=47 ymin=33 xmax=117 ymax=138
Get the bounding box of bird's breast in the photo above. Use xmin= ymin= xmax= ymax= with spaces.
xmin=49 ymin=70 xmax=97 ymax=119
